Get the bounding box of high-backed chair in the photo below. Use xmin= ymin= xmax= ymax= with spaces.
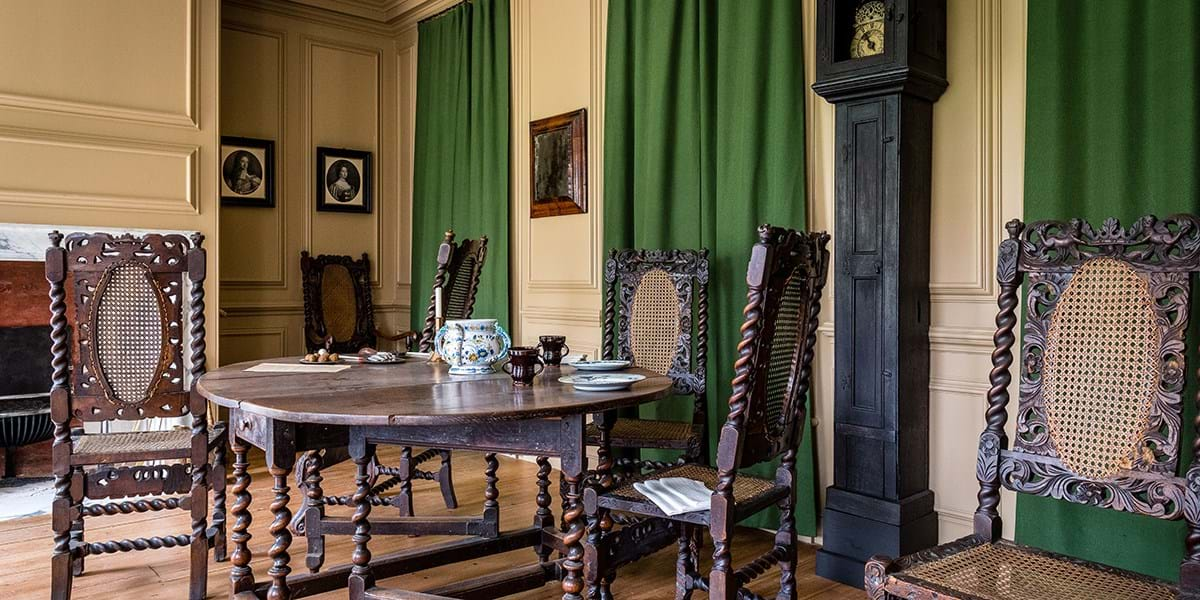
xmin=584 ymin=225 xmax=830 ymax=600
xmin=301 ymin=251 xmax=400 ymax=353
xmin=293 ymin=229 xmax=488 ymax=573
xmin=866 ymin=215 xmax=1200 ymax=600
xmin=46 ymin=231 xmax=227 ymax=600
xmin=587 ymin=248 xmax=709 ymax=469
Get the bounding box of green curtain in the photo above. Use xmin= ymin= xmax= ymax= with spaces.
xmin=1016 ymin=0 xmax=1200 ymax=581
xmin=604 ymin=0 xmax=814 ymax=533
xmin=411 ymin=0 xmax=511 ymax=330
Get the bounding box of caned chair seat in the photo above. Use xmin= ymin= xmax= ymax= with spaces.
xmin=584 ymin=418 xmax=700 ymax=450
xmin=72 ymin=422 xmax=227 ymax=465
xmin=595 ymin=463 xmax=787 ymax=526
xmin=875 ymin=536 xmax=1176 ymax=600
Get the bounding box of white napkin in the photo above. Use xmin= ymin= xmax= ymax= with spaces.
xmin=633 ymin=477 xmax=712 ymax=516
xmin=244 ymin=363 xmax=352 ymax=373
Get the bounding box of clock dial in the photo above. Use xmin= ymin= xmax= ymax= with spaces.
xmin=850 ymin=21 xmax=884 ymax=59
xmin=848 ymin=0 xmax=886 ymax=59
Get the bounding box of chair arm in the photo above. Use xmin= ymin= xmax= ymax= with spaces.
xmin=376 ymin=328 xmax=419 ymax=351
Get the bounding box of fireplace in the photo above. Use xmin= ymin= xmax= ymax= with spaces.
xmin=0 ymin=259 xmax=53 ymax=477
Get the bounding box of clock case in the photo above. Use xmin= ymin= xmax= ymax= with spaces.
xmin=811 ymin=0 xmax=948 ymax=589
xmin=813 ymin=0 xmax=947 ymax=103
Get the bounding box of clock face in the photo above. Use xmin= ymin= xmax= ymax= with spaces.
xmin=849 ymin=0 xmax=886 ymax=59
xmin=850 ymin=20 xmax=885 ymax=59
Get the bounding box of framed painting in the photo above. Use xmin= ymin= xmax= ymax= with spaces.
xmin=530 ymin=108 xmax=587 ymax=218
xmin=316 ymin=146 xmax=372 ymax=214
xmin=220 ymin=136 xmax=274 ymax=208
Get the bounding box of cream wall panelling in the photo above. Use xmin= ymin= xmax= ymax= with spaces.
xmin=0 ymin=0 xmax=199 ymax=129
xmin=0 ymin=0 xmax=220 ymax=360
xmin=803 ymin=0 xmax=1025 ymax=544
xmin=220 ymin=2 xmax=410 ymax=362
xmin=511 ymin=0 xmax=607 ymax=353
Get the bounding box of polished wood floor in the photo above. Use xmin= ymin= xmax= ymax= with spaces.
xmin=0 ymin=448 xmax=861 ymax=599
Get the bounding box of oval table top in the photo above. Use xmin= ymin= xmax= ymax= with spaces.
xmin=196 ymin=356 xmax=674 ymax=426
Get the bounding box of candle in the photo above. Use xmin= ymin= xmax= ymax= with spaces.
xmin=435 ymin=286 xmax=443 ymax=319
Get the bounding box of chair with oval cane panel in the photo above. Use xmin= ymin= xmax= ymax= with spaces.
xmin=865 ymin=215 xmax=1200 ymax=600
xmin=587 ymin=248 xmax=710 ymax=471
xmin=293 ymin=230 xmax=489 ymax=573
xmin=46 ymin=231 xmax=227 ymax=600
xmin=583 ymin=225 xmax=830 ymax=600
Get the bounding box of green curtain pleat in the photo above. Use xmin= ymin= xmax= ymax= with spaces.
xmin=411 ymin=0 xmax=511 ymax=330
xmin=604 ymin=0 xmax=814 ymax=534
xmin=1016 ymin=0 xmax=1200 ymax=581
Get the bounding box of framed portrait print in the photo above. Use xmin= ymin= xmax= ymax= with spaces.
xmin=530 ymin=108 xmax=587 ymax=218
xmin=316 ymin=147 xmax=372 ymax=214
xmin=220 ymin=136 xmax=274 ymax=207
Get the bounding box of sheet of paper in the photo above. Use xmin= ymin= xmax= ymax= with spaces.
xmin=244 ymin=363 xmax=352 ymax=373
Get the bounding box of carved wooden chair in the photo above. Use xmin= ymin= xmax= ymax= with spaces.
xmin=588 ymin=248 xmax=709 ymax=470
xmin=46 ymin=231 xmax=227 ymax=600
xmin=294 ymin=229 xmax=489 ymax=573
xmin=301 ymin=251 xmax=401 ymax=353
xmin=583 ymin=225 xmax=830 ymax=600
xmin=865 ymin=215 xmax=1200 ymax=600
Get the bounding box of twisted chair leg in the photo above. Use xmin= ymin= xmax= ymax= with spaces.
xmin=70 ymin=513 xmax=84 ymax=576
xmin=675 ymin=524 xmax=695 ymax=600
xmin=438 ymin=449 xmax=457 ymax=509
xmin=212 ymin=441 xmax=228 ymax=562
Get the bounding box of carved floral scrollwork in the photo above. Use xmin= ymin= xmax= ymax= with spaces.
xmin=1000 ymin=452 xmax=1185 ymax=519
xmin=976 ymin=432 xmax=1000 ymax=484
xmin=1019 ymin=215 xmax=1200 ymax=273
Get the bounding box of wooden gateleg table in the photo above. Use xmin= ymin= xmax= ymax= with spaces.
xmin=196 ymin=357 xmax=673 ymax=600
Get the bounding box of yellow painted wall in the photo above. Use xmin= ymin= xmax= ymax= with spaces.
xmin=0 ymin=0 xmax=222 ymax=360
xmin=219 ymin=2 xmax=412 ymax=364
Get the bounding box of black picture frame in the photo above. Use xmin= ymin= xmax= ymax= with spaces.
xmin=220 ymin=136 xmax=274 ymax=208
xmin=316 ymin=146 xmax=373 ymax=214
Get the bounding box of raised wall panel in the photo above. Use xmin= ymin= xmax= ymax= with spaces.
xmin=307 ymin=39 xmax=382 ymax=283
xmin=512 ymin=0 xmax=607 ymax=348
xmin=0 ymin=130 xmax=197 ymax=214
xmin=220 ymin=24 xmax=287 ymax=288
xmin=219 ymin=327 xmax=289 ymax=365
xmin=0 ymin=0 xmax=197 ymax=127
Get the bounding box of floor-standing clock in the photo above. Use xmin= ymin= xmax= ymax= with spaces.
xmin=812 ymin=0 xmax=947 ymax=587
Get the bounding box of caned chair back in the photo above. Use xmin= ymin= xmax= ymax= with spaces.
xmin=718 ymin=226 xmax=829 ymax=470
xmin=416 ymin=230 xmax=488 ymax=352
xmin=987 ymin=215 xmax=1200 ymax=521
xmin=603 ymin=249 xmax=709 ymax=396
xmin=46 ymin=231 xmax=206 ymax=422
xmin=301 ymin=252 xmax=376 ymax=354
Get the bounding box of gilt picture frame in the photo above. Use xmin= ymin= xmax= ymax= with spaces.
xmin=530 ymin=108 xmax=587 ymax=218
xmin=316 ymin=146 xmax=373 ymax=214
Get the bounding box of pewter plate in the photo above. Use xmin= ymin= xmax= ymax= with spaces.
xmin=559 ymin=373 xmax=646 ymax=392
xmin=569 ymin=360 xmax=632 ymax=372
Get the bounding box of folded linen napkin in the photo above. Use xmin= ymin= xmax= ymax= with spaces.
xmin=633 ymin=477 xmax=712 ymax=516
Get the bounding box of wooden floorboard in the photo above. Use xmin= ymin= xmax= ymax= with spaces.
xmin=1 ymin=448 xmax=862 ymax=599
